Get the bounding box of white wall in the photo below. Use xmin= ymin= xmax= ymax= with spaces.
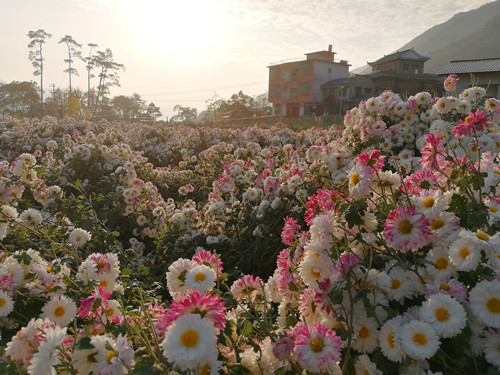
xmin=312 ymin=62 xmax=349 ymax=102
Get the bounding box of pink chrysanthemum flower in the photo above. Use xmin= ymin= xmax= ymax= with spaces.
xmin=230 ymin=275 xmax=265 ymax=304
xmin=77 ymin=286 xmax=111 ymax=320
xmin=444 ymin=74 xmax=459 ymax=91
xmin=277 ymin=271 xmax=303 ymax=302
xmin=334 ymin=253 xmax=359 ymax=280
xmin=293 ymin=322 xmax=342 ymax=373
xmin=420 ymin=133 xmax=446 ymax=171
xmin=383 ymin=206 xmax=432 ymax=253
xmin=424 ymin=279 xmax=468 ymax=303
xmin=272 ymin=330 xmax=295 ymax=362
xmin=192 ymin=250 xmax=224 ymax=277
xmin=281 ymin=216 xmax=300 ymax=246
xmin=357 ymin=149 xmax=385 ymax=171
xmin=160 ymin=290 xmax=226 ymax=334
xmin=452 ymin=109 xmax=491 ymax=137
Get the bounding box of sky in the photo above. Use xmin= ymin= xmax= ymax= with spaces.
xmin=0 ymin=0 xmax=496 ymax=119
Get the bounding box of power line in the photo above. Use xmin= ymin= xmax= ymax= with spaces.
xmin=140 ymin=81 xmax=267 ymax=97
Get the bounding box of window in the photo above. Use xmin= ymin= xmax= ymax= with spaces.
xmin=269 ymin=67 xmax=280 ymax=81
xmin=355 ymin=87 xmax=362 ymax=95
xmin=289 ymin=88 xmax=298 ymax=99
xmin=301 ymin=64 xmax=310 ymax=76
xmin=402 ymin=64 xmax=409 ymax=73
xmin=413 ymin=65 xmax=419 ymax=74
xmin=270 ymin=85 xmax=280 ymax=98
xmin=300 ymin=81 xmax=310 ymax=95
xmin=364 ymin=87 xmax=372 ymax=94
xmin=290 ymin=69 xmax=299 ymax=80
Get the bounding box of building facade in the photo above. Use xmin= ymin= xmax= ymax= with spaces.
xmin=321 ymin=49 xmax=444 ymax=116
xmin=268 ymin=46 xmax=350 ymax=117
xmin=437 ymin=58 xmax=500 ymax=99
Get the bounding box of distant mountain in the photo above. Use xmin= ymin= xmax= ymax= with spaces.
xmin=352 ymin=0 xmax=500 ymax=74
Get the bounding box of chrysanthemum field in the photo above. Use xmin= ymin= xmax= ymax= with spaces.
xmin=1 ymin=77 xmax=500 ymax=374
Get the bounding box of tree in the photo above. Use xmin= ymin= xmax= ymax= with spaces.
xmin=92 ymin=48 xmax=125 ymax=116
xmin=111 ymin=93 xmax=145 ymax=121
xmin=146 ymin=102 xmax=162 ymax=122
xmin=0 ymin=81 xmax=40 ymax=118
xmin=27 ymin=29 xmax=52 ymax=114
xmin=58 ymin=35 xmax=83 ymax=97
xmin=171 ymin=104 xmax=198 ymax=123
xmin=85 ymin=43 xmax=98 ymax=108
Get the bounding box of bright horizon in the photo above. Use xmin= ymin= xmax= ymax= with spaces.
xmin=0 ymin=0 xmax=496 ymax=119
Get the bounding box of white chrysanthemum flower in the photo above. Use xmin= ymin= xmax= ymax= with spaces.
xmin=1 ymin=259 xmax=25 ymax=287
xmin=354 ymin=353 xmax=383 ymax=375
xmin=166 ymin=258 xmax=195 ymax=298
xmin=27 ymin=325 xmax=67 ymax=375
xmin=92 ymin=334 xmax=135 ymax=375
xmin=1 ymin=204 xmax=18 ymax=219
xmin=412 ymin=189 xmax=449 ymax=220
xmin=18 ymin=208 xmax=44 ymax=225
xmin=425 ymin=246 xmax=456 ymax=280
xmin=351 ymin=317 xmax=379 ymax=354
xmin=348 ymin=163 xmax=374 ymax=200
xmin=420 ymin=294 xmax=467 ymax=338
xmin=162 ymin=314 xmax=218 ymax=371
xmin=41 ymin=295 xmax=77 ymax=327
xmin=0 ymin=290 xmax=14 ymax=317
xmin=400 ymin=320 xmax=440 ymax=360
xmin=184 ymin=264 xmax=216 ymax=293
xmin=379 ymin=317 xmax=404 ymax=363
xmin=483 ymin=331 xmax=500 ymax=370
xmin=448 ymin=237 xmax=481 ymax=271
xmin=469 ymin=280 xmax=500 ymax=328
xmin=298 ymin=251 xmax=335 ymax=288
xmin=386 ymin=267 xmax=419 ymax=302
xmin=72 ymin=347 xmax=98 ymax=374
xmin=69 ymin=228 xmax=91 ymax=247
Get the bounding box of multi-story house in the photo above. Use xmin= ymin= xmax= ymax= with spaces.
xmin=267 ymin=46 xmax=350 ymax=117
xmin=321 ymin=48 xmax=443 ymax=116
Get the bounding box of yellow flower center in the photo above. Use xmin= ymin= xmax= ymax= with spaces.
xmin=475 ymin=232 xmax=490 ymax=241
xmin=201 ymin=364 xmax=212 ymax=375
xmin=387 ymin=332 xmax=395 ymax=348
xmin=391 ymin=279 xmax=401 ymax=290
xmin=97 ymin=261 xmax=106 ymax=269
xmin=310 ymin=337 xmax=325 ymax=353
xmin=486 ymin=297 xmax=500 ymax=314
xmin=350 ymin=173 xmax=360 ymax=186
xmin=100 ymin=280 xmax=108 ymax=287
xmin=431 ymin=219 xmax=444 ymax=230
xmin=75 ymin=236 xmax=82 ymax=243
xmin=413 ymin=333 xmax=428 ymax=346
xmin=107 ymin=308 xmax=115 ymax=317
xmin=180 ymin=329 xmax=199 ymax=348
xmin=311 ymin=267 xmax=321 ymax=279
xmin=106 ymin=351 xmax=117 ymax=365
xmin=46 ymin=267 xmax=53 ymax=274
xmin=440 ymin=283 xmax=451 ymax=291
xmin=423 ymin=197 xmax=435 ymax=208
xmin=435 ymin=257 xmax=448 ymax=270
xmin=0 ymin=298 xmax=5 ymax=308
xmin=398 ymin=219 xmax=413 ymax=235
xmin=489 ymin=206 xmax=498 ymax=213
xmin=459 ymin=247 xmax=470 ymax=259
xmin=435 ymin=307 xmax=450 ymax=322
xmin=195 ymin=272 xmax=207 ymax=283
xmin=54 ymin=306 xmax=65 ymax=317
xmin=358 ymin=326 xmax=370 ymax=339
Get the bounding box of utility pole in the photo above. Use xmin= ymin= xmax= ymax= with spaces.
xmin=50 ymin=84 xmax=56 ymax=101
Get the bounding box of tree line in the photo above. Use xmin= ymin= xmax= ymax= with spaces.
xmin=0 ymin=29 xmax=162 ymax=122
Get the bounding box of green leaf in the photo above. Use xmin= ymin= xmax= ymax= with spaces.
xmin=76 ymin=336 xmax=94 ymax=350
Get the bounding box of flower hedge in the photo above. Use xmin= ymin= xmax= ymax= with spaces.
xmin=0 ymin=77 xmax=500 ymax=374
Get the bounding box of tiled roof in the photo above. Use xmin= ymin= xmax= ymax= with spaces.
xmin=437 ymin=58 xmax=500 ymax=75
xmin=368 ymin=48 xmax=429 ymax=65
xmin=366 ymin=70 xmax=441 ymax=80
xmin=320 ymin=77 xmax=350 ymax=88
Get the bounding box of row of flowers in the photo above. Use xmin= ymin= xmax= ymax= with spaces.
xmin=0 ymin=76 xmax=500 ymax=374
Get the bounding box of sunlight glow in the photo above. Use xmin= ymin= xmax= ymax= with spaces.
xmin=121 ymin=0 xmax=227 ymax=66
